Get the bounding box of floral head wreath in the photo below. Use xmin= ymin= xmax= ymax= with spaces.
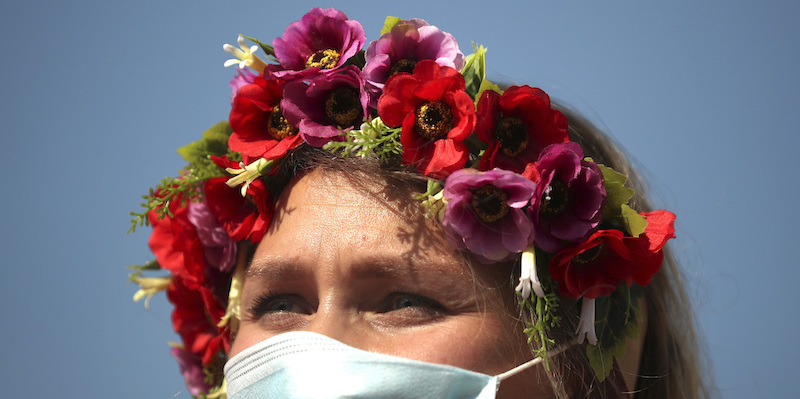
xmin=127 ymin=7 xmax=676 ymax=398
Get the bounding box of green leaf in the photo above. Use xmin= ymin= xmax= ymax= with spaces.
xmin=342 ymin=50 xmax=366 ymax=69
xmin=380 ymin=16 xmax=401 ymax=35
xmin=461 ymin=42 xmax=487 ymax=100
xmin=621 ymin=204 xmax=648 ymax=237
xmin=177 ymin=121 xmax=233 ymax=165
xmin=126 ymin=259 xmax=161 ymax=274
xmin=519 ymin=257 xmax=562 ymax=370
xmin=586 ymin=284 xmax=643 ymax=381
xmin=474 ymin=78 xmax=503 ymax=106
xmin=241 ymin=34 xmax=275 ymax=57
xmin=323 ymin=118 xmax=403 ymax=165
xmin=416 ymin=179 xmax=445 ymax=220
xmin=596 ymin=162 xmax=635 ymax=220
xmin=586 ymin=331 xmax=627 ymax=382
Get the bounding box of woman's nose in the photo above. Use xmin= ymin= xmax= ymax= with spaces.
xmin=305 ymin=303 xmax=366 ymax=349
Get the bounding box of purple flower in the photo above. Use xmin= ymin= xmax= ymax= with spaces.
xmin=228 ymin=67 xmax=257 ymax=105
xmin=529 ymin=142 xmax=605 ymax=253
xmin=363 ymin=19 xmax=465 ymax=107
xmin=270 ymin=7 xmax=366 ymax=80
xmin=443 ymin=168 xmax=537 ymax=263
xmin=170 ymin=346 xmax=213 ymax=396
xmin=187 ymin=199 xmax=237 ymax=272
xmin=281 ymin=65 xmax=368 ymax=147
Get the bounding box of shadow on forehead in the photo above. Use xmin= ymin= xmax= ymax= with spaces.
xmin=257 ymin=145 xmax=457 ymax=270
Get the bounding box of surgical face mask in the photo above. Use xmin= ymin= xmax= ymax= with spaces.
xmin=224 ymin=331 xmax=561 ymax=399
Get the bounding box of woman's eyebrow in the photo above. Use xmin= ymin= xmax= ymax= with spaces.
xmin=246 ymin=257 xmax=309 ymax=281
xmin=349 ymin=256 xmax=465 ymax=280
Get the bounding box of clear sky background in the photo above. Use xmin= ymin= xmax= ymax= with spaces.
xmin=1 ymin=1 xmax=797 ymax=397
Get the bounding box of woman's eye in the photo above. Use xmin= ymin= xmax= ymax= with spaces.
xmin=385 ymin=293 xmax=444 ymax=313
xmin=249 ymin=293 xmax=310 ymax=317
xmin=394 ymin=296 xmax=422 ymax=309
xmin=372 ymin=292 xmax=447 ymax=327
xmin=267 ymin=299 xmax=296 ymax=312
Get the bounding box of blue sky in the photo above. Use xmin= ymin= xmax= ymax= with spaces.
xmin=1 ymin=1 xmax=798 ymax=397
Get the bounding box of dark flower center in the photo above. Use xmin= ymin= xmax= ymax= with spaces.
xmin=572 ymin=243 xmax=604 ymax=264
xmin=539 ymin=179 xmax=570 ymax=218
xmin=389 ymin=59 xmax=417 ymax=76
xmin=268 ymin=105 xmax=299 ymax=140
xmin=471 ymin=184 xmax=510 ymax=223
xmin=325 ymin=87 xmax=363 ymax=127
xmin=494 ymin=116 xmax=529 ymax=157
xmin=306 ymin=49 xmax=341 ymax=70
xmin=414 ymin=101 xmax=453 ymax=140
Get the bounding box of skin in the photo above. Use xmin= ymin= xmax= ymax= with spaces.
xmin=230 ymin=169 xmax=555 ymax=398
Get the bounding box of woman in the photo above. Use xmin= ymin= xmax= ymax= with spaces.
xmin=128 ymin=8 xmax=711 ymax=398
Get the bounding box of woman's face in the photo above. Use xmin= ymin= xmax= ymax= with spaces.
xmin=231 ymin=169 xmax=552 ymax=398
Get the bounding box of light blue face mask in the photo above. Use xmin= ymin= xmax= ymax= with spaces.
xmin=224 ymin=331 xmax=556 ymax=399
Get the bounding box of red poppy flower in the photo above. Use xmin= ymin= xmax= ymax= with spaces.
xmin=548 ymin=210 xmax=676 ymax=299
xmin=377 ymin=60 xmax=475 ymax=179
xmin=167 ymin=275 xmax=230 ymax=364
xmin=148 ymin=194 xmax=206 ymax=289
xmin=476 ymin=86 xmax=569 ymax=181
xmin=203 ymin=176 xmax=273 ymax=244
xmin=228 ymin=76 xmax=303 ymax=164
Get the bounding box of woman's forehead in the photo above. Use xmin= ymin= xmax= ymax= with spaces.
xmin=255 ymin=169 xmax=464 ymax=271
xmin=277 ymin=168 xmax=423 ymax=211
xmin=269 ymin=170 xmax=431 ymax=233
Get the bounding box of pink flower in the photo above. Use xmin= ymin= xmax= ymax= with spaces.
xmin=530 ymin=142 xmax=605 ymax=253
xmin=270 ymin=7 xmax=366 ymax=80
xmin=281 ymin=66 xmax=369 ymax=147
xmin=170 ymin=346 xmax=213 ymax=396
xmin=443 ymin=168 xmax=537 ymax=263
xmin=363 ymin=19 xmax=464 ymax=107
xmin=228 ymin=67 xmax=257 ymax=105
xmin=187 ymin=199 xmax=237 ymax=273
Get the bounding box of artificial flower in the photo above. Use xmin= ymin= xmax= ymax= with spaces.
xmin=575 ymin=298 xmax=598 ymax=345
xmin=270 ymin=7 xmax=366 ymax=79
xmin=363 ymin=18 xmax=464 ymax=107
xmin=625 ymin=210 xmax=677 ymax=286
xmin=216 ymin=156 xmax=276 ymax=196
xmin=204 ymin=176 xmax=273 ymax=244
xmin=217 ymin=260 xmax=245 ymax=330
xmin=377 ymin=60 xmax=475 ymax=178
xmin=170 ymin=346 xmax=213 ymax=396
xmin=131 ymin=274 xmax=172 ymax=310
xmin=229 ymin=76 xmax=303 ymax=164
xmin=530 ymin=142 xmax=605 ymax=253
xmin=167 ymin=275 xmax=229 ymax=364
xmin=223 ymin=35 xmax=268 ymax=73
xmin=228 ymin=67 xmax=257 ymax=105
xmin=515 ymin=245 xmax=544 ymax=299
xmin=187 ymin=199 xmax=237 ymax=273
xmin=443 ymin=168 xmax=537 ymax=263
xmin=476 ymin=86 xmax=569 ymax=180
xmin=147 ymin=194 xmax=206 ymax=289
xmin=128 ymin=9 xmax=683 ymax=391
xmin=548 ymin=210 xmax=676 ymax=300
xmin=282 ymin=65 xmax=369 ymax=147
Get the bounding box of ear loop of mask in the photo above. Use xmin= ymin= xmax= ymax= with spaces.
xmin=494 ymin=338 xmax=578 ymax=383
